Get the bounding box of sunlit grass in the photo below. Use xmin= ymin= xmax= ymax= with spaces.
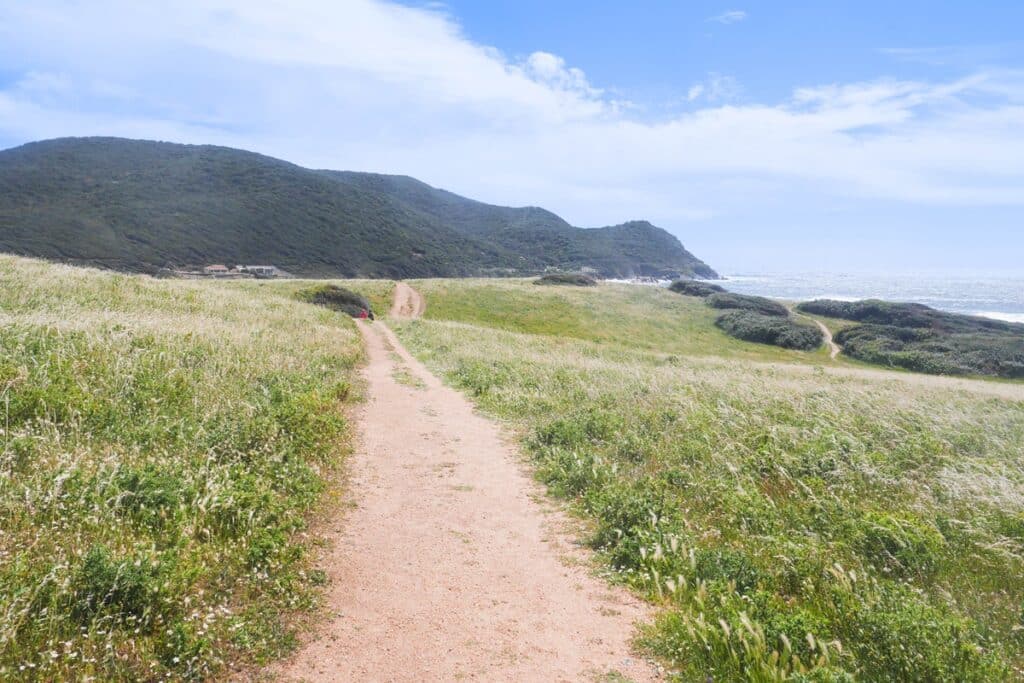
xmin=409 ymin=279 xmax=815 ymax=363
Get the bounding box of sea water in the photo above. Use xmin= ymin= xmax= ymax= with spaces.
xmin=716 ymin=272 xmax=1024 ymax=324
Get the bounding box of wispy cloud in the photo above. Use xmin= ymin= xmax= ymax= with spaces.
xmin=880 ymin=43 xmax=1024 ymax=67
xmin=686 ymin=73 xmax=742 ymax=103
xmin=709 ymin=10 xmax=748 ymax=24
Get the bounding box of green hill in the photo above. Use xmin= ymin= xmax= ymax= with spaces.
xmin=0 ymin=137 xmax=717 ymax=279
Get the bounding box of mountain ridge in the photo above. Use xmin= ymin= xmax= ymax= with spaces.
xmin=0 ymin=137 xmax=718 ymax=279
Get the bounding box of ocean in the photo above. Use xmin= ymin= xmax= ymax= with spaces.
xmin=715 ymin=272 xmax=1024 ymax=324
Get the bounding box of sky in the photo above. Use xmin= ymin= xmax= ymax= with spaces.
xmin=1 ymin=1 xmax=1023 ymax=274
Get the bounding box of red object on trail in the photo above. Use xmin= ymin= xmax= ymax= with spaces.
xmin=358 ymin=308 xmax=369 ymax=319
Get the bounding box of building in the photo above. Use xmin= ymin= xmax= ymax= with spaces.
xmin=203 ymin=264 xmax=230 ymax=275
xmin=241 ymin=265 xmax=278 ymax=278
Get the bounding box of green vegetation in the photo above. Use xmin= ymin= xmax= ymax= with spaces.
xmin=672 ymin=285 xmax=818 ymax=351
xmin=0 ymin=137 xmax=716 ymax=279
xmin=715 ymin=310 xmax=823 ymax=350
xmin=395 ymin=279 xmax=1024 ymax=681
xmin=0 ymin=256 xmax=360 ymax=681
xmin=707 ymin=292 xmax=790 ymax=317
xmin=534 ymin=272 xmax=598 ymax=287
xmin=407 ymin=279 xmax=813 ymax=363
xmin=668 ymin=279 xmax=726 ymax=297
xmin=298 ymin=284 xmax=374 ymax=318
xmin=798 ymin=300 xmax=1024 ymax=378
xmin=796 ymin=299 xmax=1020 ymax=333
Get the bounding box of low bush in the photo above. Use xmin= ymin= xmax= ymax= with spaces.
xmin=114 ymin=464 xmax=188 ymax=532
xmin=534 ymin=272 xmax=598 ymax=286
xmin=836 ymin=581 xmax=1008 ymax=681
xmin=668 ymin=279 xmax=725 ymax=297
xmin=71 ymin=545 xmax=163 ymax=627
xmin=798 ymin=299 xmax=1023 ymax=334
xmin=715 ymin=310 xmax=824 ymax=350
xmin=298 ymin=284 xmax=373 ymax=317
xmin=707 ymin=292 xmax=790 ymax=317
xmin=835 ymin=324 xmax=1024 ymax=378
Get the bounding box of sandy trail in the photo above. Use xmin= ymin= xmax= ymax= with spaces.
xmin=810 ymin=319 xmax=840 ymax=360
xmin=789 ymin=306 xmax=841 ymax=360
xmin=390 ymin=281 xmax=426 ymax=319
xmin=276 ymin=290 xmax=658 ymax=682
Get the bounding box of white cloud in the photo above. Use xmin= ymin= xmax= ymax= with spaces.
xmin=709 ymin=10 xmax=748 ymax=24
xmin=522 ymin=52 xmax=600 ymax=97
xmin=0 ymin=0 xmax=1022 ymax=236
xmin=686 ymin=73 xmax=742 ymax=103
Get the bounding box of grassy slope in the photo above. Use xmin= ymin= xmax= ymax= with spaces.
xmin=412 ymin=279 xmax=816 ymax=364
xmin=394 ymin=279 xmax=1024 ymax=681
xmin=0 ymin=257 xmax=362 ymax=681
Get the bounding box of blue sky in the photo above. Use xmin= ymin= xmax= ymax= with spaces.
xmin=1 ymin=1 xmax=1023 ymax=273
xmin=438 ymin=1 xmax=1024 ymax=104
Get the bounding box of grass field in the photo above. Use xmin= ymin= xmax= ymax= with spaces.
xmin=5 ymin=264 xmax=1023 ymax=681
xmin=394 ymin=279 xmax=1024 ymax=681
xmin=411 ymin=279 xmax=828 ymax=363
xmin=0 ymin=257 xmax=362 ymax=681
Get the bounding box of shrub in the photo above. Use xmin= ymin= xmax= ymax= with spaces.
xmin=584 ymin=479 xmax=679 ymax=556
xmin=798 ymin=299 xmax=1024 ymax=335
xmin=158 ymin=621 xmax=212 ymax=680
xmin=668 ymin=279 xmax=725 ymax=297
xmin=693 ymin=547 xmax=764 ymax=594
xmin=71 ymin=546 xmax=162 ymax=626
xmin=114 ymin=465 xmax=186 ymax=531
xmin=707 ymin=292 xmax=790 ymax=317
xmin=798 ymin=299 xmax=937 ymax=328
xmin=298 ymin=284 xmax=373 ymax=317
xmin=534 ymin=408 xmax=623 ymax=448
xmin=837 ymin=581 xmax=1009 ymax=681
xmin=715 ymin=310 xmax=824 ymax=350
xmin=534 ymin=272 xmax=598 ymax=286
xmin=834 ymin=324 xmax=1024 ymax=379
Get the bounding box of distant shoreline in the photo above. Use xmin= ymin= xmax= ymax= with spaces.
xmin=724 ymin=272 xmax=1024 ymax=324
xmin=608 ymin=272 xmax=1024 ymax=324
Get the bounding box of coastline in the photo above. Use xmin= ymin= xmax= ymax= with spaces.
xmin=608 ymin=272 xmax=1024 ymax=324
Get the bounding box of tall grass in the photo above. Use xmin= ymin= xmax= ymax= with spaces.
xmin=395 ymin=280 xmax=1024 ymax=681
xmin=0 ymin=256 xmax=360 ymax=681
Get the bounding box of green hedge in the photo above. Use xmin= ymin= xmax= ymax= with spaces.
xmin=715 ymin=310 xmax=824 ymax=350
xmin=534 ymin=272 xmax=598 ymax=286
xmin=708 ymin=292 xmax=790 ymax=317
xmin=298 ymin=284 xmax=373 ymax=318
xmin=668 ymin=279 xmax=726 ymax=297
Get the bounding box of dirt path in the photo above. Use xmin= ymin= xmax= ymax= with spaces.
xmin=810 ymin=318 xmax=840 ymax=360
xmin=790 ymin=306 xmax=840 ymax=360
xmin=390 ymin=281 xmax=426 ymax=319
xmin=276 ymin=289 xmax=658 ymax=682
